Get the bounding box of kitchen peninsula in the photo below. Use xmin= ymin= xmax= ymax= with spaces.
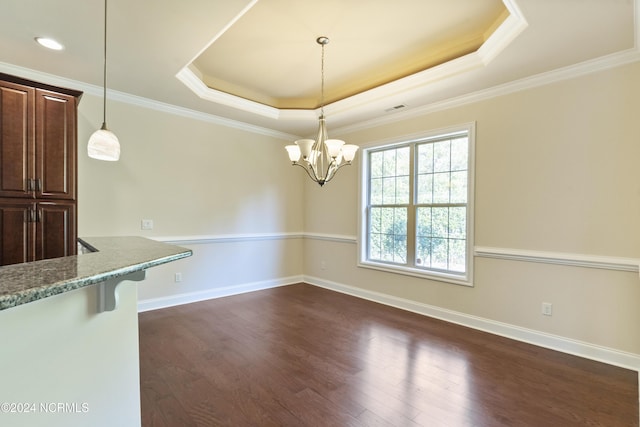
xmin=0 ymin=236 xmax=191 ymax=427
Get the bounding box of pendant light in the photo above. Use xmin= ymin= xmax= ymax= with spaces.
xmin=88 ymin=0 xmax=120 ymax=161
xmin=285 ymin=37 xmax=358 ymax=186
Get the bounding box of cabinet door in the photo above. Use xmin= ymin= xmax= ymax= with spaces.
xmin=36 ymin=89 xmax=76 ymax=200
xmin=35 ymin=201 xmax=76 ymax=261
xmin=0 ymin=82 xmax=35 ymax=198
xmin=0 ymin=200 xmax=35 ymax=266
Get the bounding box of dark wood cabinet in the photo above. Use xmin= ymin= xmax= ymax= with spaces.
xmin=0 ymin=200 xmax=76 ymax=265
xmin=0 ymin=74 xmax=81 ymax=266
xmin=0 ymin=80 xmax=33 ymax=199
xmin=0 ymin=200 xmax=32 ymax=265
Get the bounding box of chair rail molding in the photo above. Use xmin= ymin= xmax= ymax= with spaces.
xmin=474 ymin=246 xmax=640 ymax=276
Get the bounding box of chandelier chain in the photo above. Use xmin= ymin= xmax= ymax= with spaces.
xmin=320 ymin=41 xmax=325 ymax=117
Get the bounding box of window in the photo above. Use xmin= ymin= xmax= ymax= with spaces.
xmin=359 ymin=124 xmax=475 ymax=286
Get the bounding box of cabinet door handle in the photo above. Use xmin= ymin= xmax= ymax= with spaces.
xmin=36 ymin=179 xmax=42 ymax=192
xmin=28 ymin=208 xmax=36 ymax=223
xmin=26 ymin=179 xmax=34 ymax=192
xmin=36 ymin=208 xmax=41 ymax=223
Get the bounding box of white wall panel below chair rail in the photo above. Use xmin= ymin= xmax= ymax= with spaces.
xmin=137 ymin=235 xmax=305 ymax=311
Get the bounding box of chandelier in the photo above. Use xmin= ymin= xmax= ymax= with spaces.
xmin=285 ymin=37 xmax=358 ymax=186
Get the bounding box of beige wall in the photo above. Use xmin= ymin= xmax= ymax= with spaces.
xmin=76 ymin=94 xmax=305 ymax=304
xmin=59 ymin=60 xmax=640 ymax=363
xmin=305 ymin=62 xmax=640 ymax=357
xmin=77 ymin=96 xmax=303 ymax=237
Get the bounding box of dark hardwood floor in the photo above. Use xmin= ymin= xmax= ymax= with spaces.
xmin=139 ymin=283 xmax=638 ymax=426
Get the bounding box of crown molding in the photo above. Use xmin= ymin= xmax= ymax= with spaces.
xmin=334 ymin=45 xmax=640 ymax=137
xmin=0 ymin=61 xmax=298 ymax=141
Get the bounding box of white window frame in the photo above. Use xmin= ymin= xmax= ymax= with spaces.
xmin=358 ymin=123 xmax=476 ymax=286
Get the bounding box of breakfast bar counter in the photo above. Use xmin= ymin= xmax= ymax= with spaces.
xmin=0 ymin=236 xmax=191 ymax=311
xmin=0 ymin=236 xmax=191 ymax=427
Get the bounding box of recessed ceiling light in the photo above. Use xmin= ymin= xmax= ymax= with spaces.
xmin=35 ymin=37 xmax=64 ymax=51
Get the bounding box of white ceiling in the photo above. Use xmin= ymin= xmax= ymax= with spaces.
xmin=0 ymin=0 xmax=637 ymax=139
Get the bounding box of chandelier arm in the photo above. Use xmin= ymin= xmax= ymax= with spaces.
xmin=322 ymin=159 xmax=337 ymax=183
xmin=323 ymin=160 xmax=353 ymax=184
xmin=293 ymin=162 xmax=321 ymax=184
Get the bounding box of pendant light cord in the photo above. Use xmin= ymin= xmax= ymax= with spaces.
xmin=101 ymin=0 xmax=108 ymax=128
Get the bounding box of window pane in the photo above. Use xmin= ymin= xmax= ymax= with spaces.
xmin=394 ymin=234 xmax=407 ymax=263
xmin=371 ymin=151 xmax=383 ymax=178
xmin=382 ymin=150 xmax=397 ymax=177
xmin=382 ymin=177 xmax=396 ymax=204
xmin=449 ymin=207 xmax=466 ymax=239
xmin=433 ymin=172 xmax=450 ymax=204
xmin=417 ymin=143 xmax=433 ymax=174
xmin=396 ymin=146 xmax=411 ymax=176
xmin=369 ymin=233 xmax=381 ymax=260
xmin=450 ymin=171 xmax=467 ymax=203
xmin=397 ymin=176 xmax=410 ymax=204
xmin=449 ymin=239 xmax=466 ymax=272
xmin=416 ymin=207 xmax=432 ymax=237
xmin=433 ymin=140 xmax=451 ymax=172
xmin=451 ymin=137 xmax=468 ymax=171
xmin=381 ymin=234 xmax=395 ymax=262
xmin=417 ymin=173 xmax=433 ymax=204
xmin=432 ymin=238 xmax=448 ymax=269
xmin=380 ymin=207 xmax=394 ymax=234
xmin=371 ymin=178 xmax=383 ymax=205
xmin=370 ymin=207 xmax=382 ymax=234
xmin=432 ymin=208 xmax=448 ymax=237
xmin=416 ymin=236 xmax=431 ymax=267
xmin=393 ymin=208 xmax=407 ymax=235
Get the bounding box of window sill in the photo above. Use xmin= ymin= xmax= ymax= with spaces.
xmin=358 ymin=260 xmax=473 ymax=287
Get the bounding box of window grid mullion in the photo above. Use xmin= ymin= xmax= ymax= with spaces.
xmin=407 ymin=144 xmax=416 ymax=268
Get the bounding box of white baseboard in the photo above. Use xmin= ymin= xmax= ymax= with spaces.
xmin=304 ymin=276 xmax=640 ymax=372
xmin=137 ymin=276 xmax=303 ymax=312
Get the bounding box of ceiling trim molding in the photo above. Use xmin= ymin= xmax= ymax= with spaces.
xmin=176 ymin=0 xmax=528 ymax=120
xmin=0 ymin=61 xmax=298 ymax=141
xmin=477 ymin=0 xmax=527 ymax=64
xmin=176 ymin=66 xmax=282 ymax=120
xmin=332 ymin=46 xmax=640 ymax=137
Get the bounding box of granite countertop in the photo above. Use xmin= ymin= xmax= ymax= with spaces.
xmin=0 ymin=236 xmax=192 ymax=311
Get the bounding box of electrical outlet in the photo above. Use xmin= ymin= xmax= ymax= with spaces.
xmin=542 ymin=302 xmax=553 ymax=316
xmin=141 ymin=219 xmax=154 ymax=230
xmin=321 ymin=260 xmax=326 ymax=270
xmin=174 ymin=272 xmax=183 ymax=283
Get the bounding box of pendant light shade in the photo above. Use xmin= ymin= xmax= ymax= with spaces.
xmin=88 ymin=0 xmax=120 ymax=161
xmin=88 ymin=125 xmax=120 ymax=161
